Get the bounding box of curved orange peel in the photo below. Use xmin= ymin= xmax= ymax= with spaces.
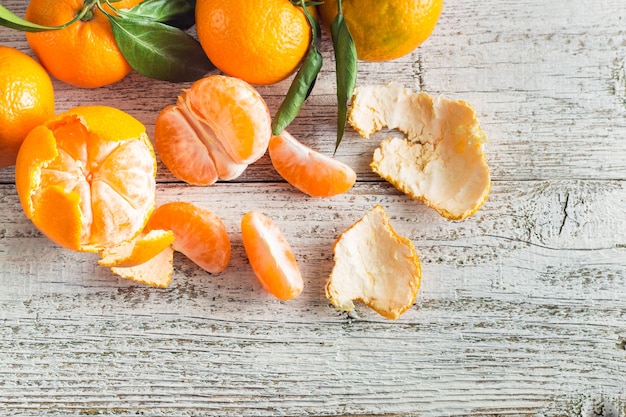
xmin=348 ymin=83 xmax=491 ymax=220
xmin=325 ymin=205 xmax=421 ymax=320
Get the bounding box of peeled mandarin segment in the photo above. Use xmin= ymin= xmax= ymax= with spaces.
xmin=186 ymin=75 xmax=271 ymax=164
xmin=99 ymin=229 xmax=175 ymax=268
xmin=241 ymin=211 xmax=303 ymax=301
xmin=111 ymin=246 xmax=175 ymax=289
xmin=155 ymin=105 xmax=219 ymax=185
xmin=348 ymin=83 xmax=491 ymax=220
xmin=154 ymin=75 xmax=271 ymax=185
xmin=15 ymin=106 xmax=157 ymax=253
xmin=268 ymin=131 xmax=357 ymax=197
xmin=325 ymin=205 xmax=421 ymax=320
xmin=145 ymin=202 xmax=231 ymax=274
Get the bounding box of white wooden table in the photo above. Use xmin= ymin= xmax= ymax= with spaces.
xmin=1 ymin=0 xmax=626 ymax=415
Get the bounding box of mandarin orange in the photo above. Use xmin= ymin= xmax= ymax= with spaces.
xmin=25 ymin=0 xmax=143 ymax=88
xmin=318 ymin=0 xmax=443 ymax=62
xmin=15 ymin=106 xmax=157 ymax=252
xmin=0 ymin=46 xmax=54 ymax=168
xmin=195 ymin=0 xmax=312 ymax=85
xmin=155 ymin=75 xmax=271 ymax=185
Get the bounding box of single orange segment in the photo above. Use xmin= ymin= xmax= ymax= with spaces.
xmin=241 ymin=211 xmax=303 ymax=301
xmin=155 ymin=75 xmax=272 ymax=185
xmin=269 ymin=131 xmax=357 ymax=197
xmin=145 ymin=201 xmax=231 ymax=274
xmin=15 ymin=106 xmax=157 ymax=252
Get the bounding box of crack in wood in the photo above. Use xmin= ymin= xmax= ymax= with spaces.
xmin=558 ymin=191 xmax=570 ymax=235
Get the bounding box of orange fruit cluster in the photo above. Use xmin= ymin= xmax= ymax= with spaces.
xmin=0 ymin=46 xmax=54 ymax=168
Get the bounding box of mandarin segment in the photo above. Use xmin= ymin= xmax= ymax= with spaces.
xmin=145 ymin=202 xmax=231 ymax=274
xmin=268 ymin=131 xmax=357 ymax=197
xmin=155 ymin=75 xmax=271 ymax=185
xmin=348 ymin=83 xmax=491 ymax=220
xmin=241 ymin=211 xmax=303 ymax=301
xmin=15 ymin=106 xmax=157 ymax=252
xmin=325 ymin=205 xmax=422 ymax=320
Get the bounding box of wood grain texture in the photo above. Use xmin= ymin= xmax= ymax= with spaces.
xmin=1 ymin=0 xmax=625 ymax=416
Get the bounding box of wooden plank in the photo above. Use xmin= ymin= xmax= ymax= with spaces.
xmin=1 ymin=0 xmax=626 ymax=415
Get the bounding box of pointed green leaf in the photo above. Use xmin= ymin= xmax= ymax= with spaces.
xmin=330 ymin=0 xmax=358 ymax=153
xmin=0 ymin=4 xmax=61 ymax=32
xmin=271 ymin=2 xmax=323 ymax=135
xmin=125 ymin=0 xmax=196 ymax=29
xmin=109 ymin=15 xmax=214 ymax=83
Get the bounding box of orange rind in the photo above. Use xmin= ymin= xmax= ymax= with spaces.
xmin=348 ymin=83 xmax=491 ymax=220
xmin=325 ymin=205 xmax=421 ymax=320
xmin=110 ymin=245 xmax=175 ymax=289
xmin=98 ymin=229 xmax=175 ymax=268
xmin=268 ymin=131 xmax=357 ymax=197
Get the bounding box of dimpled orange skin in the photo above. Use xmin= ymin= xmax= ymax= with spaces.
xmin=195 ymin=0 xmax=311 ymax=85
xmin=0 ymin=46 xmax=54 ymax=168
xmin=25 ymin=0 xmax=143 ymax=88
xmin=318 ymin=0 xmax=443 ymax=62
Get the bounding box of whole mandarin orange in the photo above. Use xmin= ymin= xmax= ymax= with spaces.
xmin=25 ymin=0 xmax=143 ymax=88
xmin=195 ymin=0 xmax=313 ymax=86
xmin=318 ymin=0 xmax=443 ymax=62
xmin=0 ymin=46 xmax=54 ymax=168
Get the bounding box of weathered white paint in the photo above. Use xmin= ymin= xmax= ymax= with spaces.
xmin=1 ymin=0 xmax=625 ymax=415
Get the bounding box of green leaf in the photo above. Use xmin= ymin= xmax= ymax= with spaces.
xmin=0 ymin=4 xmax=61 ymax=32
xmin=108 ymin=15 xmax=214 ymax=83
xmin=330 ymin=0 xmax=358 ymax=153
xmin=125 ymin=0 xmax=196 ymax=30
xmin=271 ymin=2 xmax=323 ymax=135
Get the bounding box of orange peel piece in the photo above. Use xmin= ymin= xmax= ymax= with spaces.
xmin=110 ymin=246 xmax=175 ymax=289
xmin=325 ymin=205 xmax=421 ymax=320
xmin=98 ymin=229 xmax=175 ymax=268
xmin=348 ymin=83 xmax=491 ymax=220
